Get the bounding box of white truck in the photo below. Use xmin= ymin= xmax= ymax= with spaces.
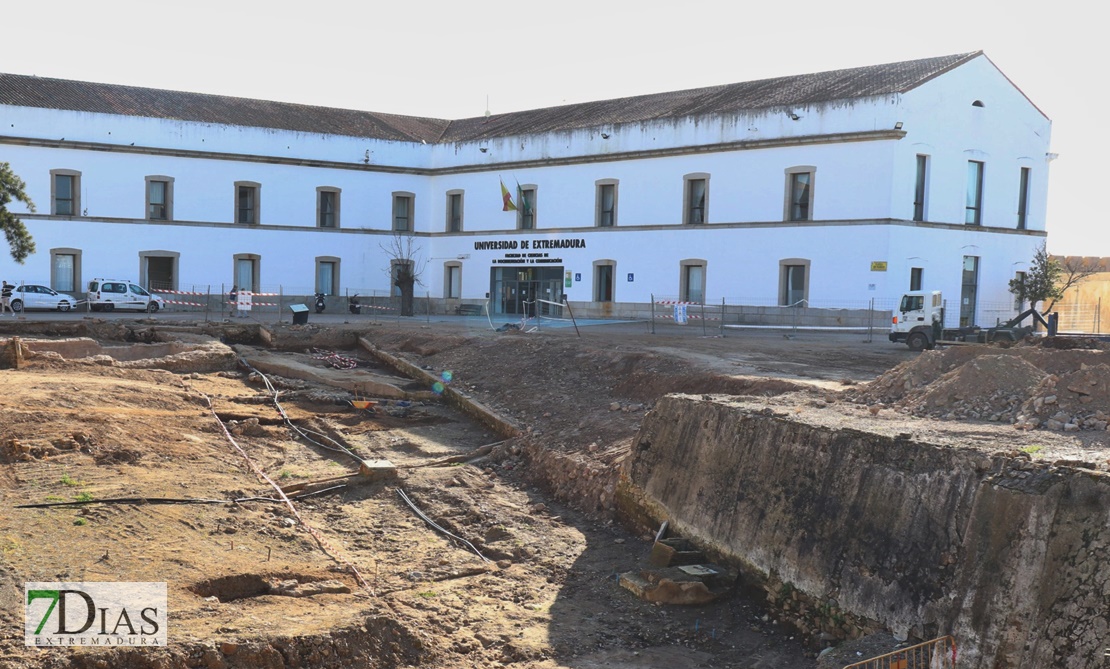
xmin=888 ymin=290 xmax=1050 ymax=351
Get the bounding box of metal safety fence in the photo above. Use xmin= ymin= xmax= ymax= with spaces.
xmin=650 ymin=295 xmax=895 ymax=339
xmin=1052 ymin=299 xmax=1103 ymax=334
xmin=840 ymin=635 xmax=956 ymax=669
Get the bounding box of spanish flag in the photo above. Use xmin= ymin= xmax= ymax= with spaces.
xmin=500 ymin=178 xmax=517 ymax=211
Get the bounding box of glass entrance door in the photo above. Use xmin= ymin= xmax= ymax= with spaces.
xmin=491 ymin=267 xmax=564 ymax=316
xmin=960 ymin=255 xmax=979 ymax=327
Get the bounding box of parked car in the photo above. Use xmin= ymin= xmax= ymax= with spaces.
xmin=86 ymin=279 xmax=166 ymax=312
xmin=10 ymin=284 xmax=76 ymax=312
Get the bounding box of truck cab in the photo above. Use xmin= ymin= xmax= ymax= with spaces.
xmin=889 ymin=291 xmax=943 ymax=351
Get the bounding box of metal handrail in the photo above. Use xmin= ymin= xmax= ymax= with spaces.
xmin=841 ymin=635 xmax=957 ymax=669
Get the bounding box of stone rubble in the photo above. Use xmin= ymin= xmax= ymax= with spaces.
xmin=852 ymin=340 xmax=1110 ymax=432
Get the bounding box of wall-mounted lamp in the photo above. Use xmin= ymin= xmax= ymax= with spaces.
xmin=600 ymin=132 xmax=610 ymax=139
xmin=787 ymin=112 xmax=800 ymax=121
xmin=479 ymin=147 xmax=488 ymax=153
xmin=894 ymin=121 xmax=904 ymax=130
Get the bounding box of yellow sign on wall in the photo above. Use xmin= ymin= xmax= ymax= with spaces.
xmin=870 ymin=261 xmax=888 ymax=271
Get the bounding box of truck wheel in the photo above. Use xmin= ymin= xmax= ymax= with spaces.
xmin=146 ymin=302 xmax=159 ymax=313
xmin=907 ymin=332 xmax=929 ymax=352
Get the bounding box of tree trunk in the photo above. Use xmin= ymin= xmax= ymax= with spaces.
xmin=399 ymin=281 xmax=415 ymax=316
xmin=395 ymin=269 xmax=416 ymax=317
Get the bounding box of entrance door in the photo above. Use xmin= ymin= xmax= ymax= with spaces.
xmin=960 ymin=255 xmax=979 ymax=327
xmin=519 ymin=281 xmax=537 ymax=316
xmin=491 ymin=267 xmax=564 ymax=316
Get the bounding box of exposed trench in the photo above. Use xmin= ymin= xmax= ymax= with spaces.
xmin=16 ymin=323 xmax=1101 ymax=669
xmin=615 ymin=394 xmax=1110 ymax=669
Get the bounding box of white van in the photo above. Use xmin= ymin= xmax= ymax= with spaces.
xmin=86 ymin=279 xmax=166 ymax=312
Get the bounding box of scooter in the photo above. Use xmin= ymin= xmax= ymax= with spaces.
xmin=314 ymin=293 xmax=326 ymax=313
xmin=348 ymin=294 xmax=361 ymax=314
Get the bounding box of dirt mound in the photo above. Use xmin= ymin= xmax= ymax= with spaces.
xmin=854 ymin=345 xmax=1110 ymax=431
xmin=902 ymin=355 xmax=1047 ymax=418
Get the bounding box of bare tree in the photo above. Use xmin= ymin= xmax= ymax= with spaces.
xmin=1049 ymin=255 xmax=1103 ymax=312
xmin=1 ymin=162 xmax=37 ymax=264
xmin=380 ymin=233 xmax=428 ymax=317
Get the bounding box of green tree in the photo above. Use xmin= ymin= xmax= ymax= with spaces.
xmin=0 ymin=162 xmax=37 ymax=263
xmin=1009 ymin=242 xmax=1099 ymax=312
xmin=1009 ymin=243 xmax=1058 ymax=311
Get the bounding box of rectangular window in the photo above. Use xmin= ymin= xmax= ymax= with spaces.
xmin=965 ymin=161 xmax=984 ymax=225
xmin=55 ymin=174 xmax=75 ymax=216
xmin=319 ymin=191 xmax=337 ymax=228
xmin=518 ymin=187 xmax=536 ymax=229
xmin=237 ymin=185 xmax=257 ymax=225
xmin=913 ymin=155 xmax=927 ymax=221
xmin=317 ymin=261 xmax=336 ymax=295
xmin=446 ymin=265 xmax=461 ymax=298
xmin=1013 ymin=271 xmax=1027 ymax=310
xmin=1016 ymin=167 xmax=1030 ymax=230
xmin=682 ymin=265 xmax=705 ymax=303
xmin=910 ymin=267 xmax=923 ymax=292
xmin=598 ymin=184 xmax=616 ymax=227
xmin=782 ymin=265 xmax=806 ymax=305
xmin=148 ymin=181 xmax=167 ymax=220
xmin=686 ymin=179 xmax=706 ymax=224
xmin=393 ymin=194 xmax=412 ymax=231
xmin=447 ymin=193 xmax=463 ymax=232
xmin=236 ymin=258 xmax=256 ymax=292
xmin=390 ymin=261 xmax=412 ymax=297
xmin=789 ymin=173 xmax=811 ymax=221
xmin=53 ymin=254 xmax=76 ymax=292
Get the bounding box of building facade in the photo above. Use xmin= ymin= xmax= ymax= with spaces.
xmin=0 ymin=51 xmax=1051 ymax=324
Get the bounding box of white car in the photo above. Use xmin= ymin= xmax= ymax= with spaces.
xmin=86 ymin=279 xmax=166 ymax=312
xmin=11 ymin=284 xmax=76 ymax=312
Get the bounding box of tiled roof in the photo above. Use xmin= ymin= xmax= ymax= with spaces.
xmin=0 ymin=74 xmax=450 ymax=143
xmin=0 ymin=52 xmax=981 ymax=144
xmin=443 ymin=52 xmax=982 ymax=142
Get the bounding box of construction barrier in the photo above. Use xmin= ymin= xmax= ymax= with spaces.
xmin=840 ymin=635 xmax=956 ymax=669
xmin=157 ymin=288 xmax=209 ymax=308
xmin=225 ymin=291 xmax=280 ymax=309
xmin=653 ymin=300 xmax=722 ymax=319
xmin=650 ymin=295 xmax=724 ymax=335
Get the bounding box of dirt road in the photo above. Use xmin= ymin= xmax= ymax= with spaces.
xmin=0 ymin=319 xmax=917 ymax=668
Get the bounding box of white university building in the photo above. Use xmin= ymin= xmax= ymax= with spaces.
xmin=0 ymin=51 xmax=1050 ymax=326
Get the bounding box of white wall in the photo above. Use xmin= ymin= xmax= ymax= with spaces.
xmin=0 ymin=54 xmax=1049 ymax=317
xmin=898 ymin=55 xmax=1052 ymax=230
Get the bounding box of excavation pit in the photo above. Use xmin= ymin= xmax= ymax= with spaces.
xmin=3 ymin=335 xmax=238 ymax=373
xmin=189 ymin=573 xmax=351 ymax=603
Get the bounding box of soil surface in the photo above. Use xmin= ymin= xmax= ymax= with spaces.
xmin=1 ymin=318 xmax=1105 ymax=669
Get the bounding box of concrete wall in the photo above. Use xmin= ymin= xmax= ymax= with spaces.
xmin=618 ymin=395 xmax=1109 ymax=668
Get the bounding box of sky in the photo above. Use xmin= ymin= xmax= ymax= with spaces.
xmin=4 ymin=0 xmax=1103 ymax=256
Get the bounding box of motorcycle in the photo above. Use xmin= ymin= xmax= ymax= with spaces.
xmin=348 ymin=294 xmax=362 ymax=315
xmin=314 ymin=293 xmax=326 ymax=313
